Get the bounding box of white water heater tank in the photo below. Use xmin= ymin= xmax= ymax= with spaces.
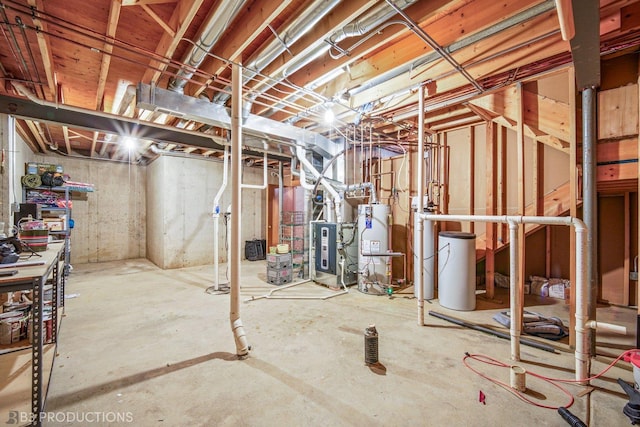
xmin=357 ymin=204 xmax=390 ymax=292
xmin=437 ymin=231 xmax=476 ymax=311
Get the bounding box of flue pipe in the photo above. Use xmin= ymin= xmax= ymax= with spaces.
xmin=230 ymin=63 xmax=249 ymax=358
xmin=212 ymin=146 xmax=230 ymax=291
xmin=416 ymin=213 xmax=619 ymax=384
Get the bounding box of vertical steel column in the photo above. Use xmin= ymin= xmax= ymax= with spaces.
xmin=230 ymin=63 xmax=249 ymax=358
xmin=417 ymin=84 xmax=425 ymax=326
xmin=582 ymin=87 xmax=597 ymax=354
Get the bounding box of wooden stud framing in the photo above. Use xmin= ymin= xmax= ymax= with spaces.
xmin=469 ymin=126 xmax=475 ymax=234
xmin=516 ymin=83 xmax=526 ymax=320
xmin=499 ymin=125 xmax=508 ymax=243
xmin=485 ymin=121 xmax=498 ymax=300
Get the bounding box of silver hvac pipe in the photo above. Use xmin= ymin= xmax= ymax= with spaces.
xmin=416 ymin=84 xmax=425 ymax=326
xmin=212 ymin=146 xmax=230 ymax=291
xmin=230 ymin=63 xmax=249 ymax=358
xmin=258 ymin=0 xmax=418 ymax=114
xmin=169 ymin=0 xmax=247 ymax=93
xmin=416 ymin=213 xmax=625 ymax=384
xmin=213 ymin=0 xmax=340 ymax=104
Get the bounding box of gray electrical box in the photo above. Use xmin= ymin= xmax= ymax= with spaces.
xmin=311 ymin=222 xmax=358 ymax=287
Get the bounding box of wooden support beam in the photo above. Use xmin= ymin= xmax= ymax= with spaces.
xmin=27 ymin=0 xmax=56 ymax=100
xmin=485 ymin=121 xmax=498 ymax=300
xmin=141 ymin=4 xmax=176 ymax=37
xmin=25 ymin=120 xmax=48 ymax=152
xmin=516 ymin=83 xmax=526 ymax=321
xmin=441 ymin=132 xmax=449 ymax=214
xmin=469 ymin=126 xmax=475 ymax=234
xmin=534 ymin=141 xmax=544 ymax=216
xmin=62 ymin=126 xmax=72 ymax=155
xmin=96 ymin=0 xmax=122 ymax=111
xmin=499 ymin=125 xmax=508 ymax=244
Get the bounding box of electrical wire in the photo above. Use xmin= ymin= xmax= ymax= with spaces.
xmin=462 ymin=349 xmax=640 ymax=410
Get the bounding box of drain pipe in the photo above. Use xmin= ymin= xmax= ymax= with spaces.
xmin=241 ymin=144 xmax=268 ymax=190
xmin=212 ymin=146 xmax=230 ymax=291
xmin=230 ymin=63 xmax=249 ymax=358
xmin=416 ymin=213 xmax=625 ymax=383
xmin=295 ymin=145 xmax=342 ymax=223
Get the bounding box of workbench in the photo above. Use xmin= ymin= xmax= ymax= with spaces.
xmin=0 ymin=241 xmax=65 ymax=427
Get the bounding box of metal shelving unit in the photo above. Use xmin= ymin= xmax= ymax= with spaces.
xmin=280 ymin=211 xmax=308 ymax=279
xmin=22 ymin=185 xmax=92 ymax=276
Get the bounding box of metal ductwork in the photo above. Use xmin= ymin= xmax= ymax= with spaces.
xmin=262 ymin=0 xmax=418 ymax=117
xmin=212 ymin=0 xmax=341 ymax=105
xmin=168 ymin=0 xmax=247 ymax=93
xmin=136 ymin=82 xmax=340 ymax=158
xmin=285 ymin=0 xmax=556 ymax=125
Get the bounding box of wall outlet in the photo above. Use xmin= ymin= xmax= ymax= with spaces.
xmin=630 ymin=271 xmax=638 ymax=281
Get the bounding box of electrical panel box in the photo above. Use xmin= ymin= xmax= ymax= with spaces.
xmin=311 ymin=222 xmax=358 ymax=287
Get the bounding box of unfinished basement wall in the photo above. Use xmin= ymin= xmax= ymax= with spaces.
xmin=146 ymin=154 xmax=268 ymax=269
xmin=22 ymin=147 xmax=146 ymax=264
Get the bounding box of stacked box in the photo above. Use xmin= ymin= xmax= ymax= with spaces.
xmin=267 ymin=253 xmax=292 ymax=269
xmin=267 ymin=268 xmax=292 ymax=285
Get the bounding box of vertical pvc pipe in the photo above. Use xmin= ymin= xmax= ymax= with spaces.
xmin=213 ymin=147 xmax=229 ymax=291
xmin=509 ymin=221 xmax=521 ymax=361
xmin=417 ymin=84 xmax=425 ymax=326
xmin=582 ymin=87 xmax=597 ymax=355
xmin=230 ymin=63 xmax=249 ymax=358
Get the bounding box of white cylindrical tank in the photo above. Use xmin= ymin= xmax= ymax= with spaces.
xmin=413 ymin=212 xmax=435 ymax=299
xmin=357 ymin=204 xmax=390 ymax=293
xmin=437 ymin=231 xmax=476 ymax=311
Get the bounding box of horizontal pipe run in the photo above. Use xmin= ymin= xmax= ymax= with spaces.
xmin=428 ymin=310 xmax=557 ymax=353
xmin=417 ymin=212 xmax=595 ymax=382
xmin=362 ymin=252 xmax=404 ymax=257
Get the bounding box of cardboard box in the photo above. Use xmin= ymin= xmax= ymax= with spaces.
xmin=548 ymin=283 xmax=570 ymax=300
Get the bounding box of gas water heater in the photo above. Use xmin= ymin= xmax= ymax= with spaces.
xmin=357 ymin=204 xmax=390 ymax=294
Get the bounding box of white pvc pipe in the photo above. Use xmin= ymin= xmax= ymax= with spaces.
xmin=240 ymin=149 xmax=268 ymax=190
xmin=417 ymin=213 xmax=621 ymax=383
xmin=230 ymin=63 xmax=249 ymax=358
xmin=416 ymin=84 xmax=425 ymax=326
xmin=212 ymin=147 xmax=229 ymax=291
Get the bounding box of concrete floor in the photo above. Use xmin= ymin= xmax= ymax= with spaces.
xmin=31 ymin=259 xmax=638 ymax=426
